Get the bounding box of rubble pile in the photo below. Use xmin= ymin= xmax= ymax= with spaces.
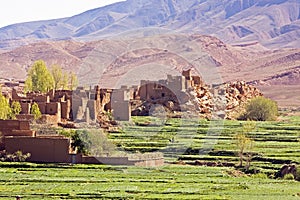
xmin=188 ymin=85 xmax=213 ymax=119
xmin=132 ymin=81 xmax=262 ymax=120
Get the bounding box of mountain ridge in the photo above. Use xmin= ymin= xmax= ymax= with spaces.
xmin=0 ymin=0 xmax=300 ymax=49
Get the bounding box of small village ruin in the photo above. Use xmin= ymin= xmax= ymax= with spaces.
xmin=0 ymin=69 xmax=262 ymax=165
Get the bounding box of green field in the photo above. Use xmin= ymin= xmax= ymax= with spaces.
xmin=1 ymin=115 xmax=300 ymax=199
xmin=0 ymin=163 xmax=300 ymax=199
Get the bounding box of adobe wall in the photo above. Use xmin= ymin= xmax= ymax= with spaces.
xmin=20 ymin=103 xmax=31 ymax=114
xmin=5 ymin=136 xmax=72 ymax=163
xmin=87 ymin=100 xmax=97 ymax=121
xmin=81 ymin=156 xmax=132 ymax=165
xmin=0 ymin=120 xmax=35 ymax=150
xmin=100 ymin=89 xmax=112 ymax=111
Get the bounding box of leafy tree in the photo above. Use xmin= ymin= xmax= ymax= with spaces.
xmin=63 ymin=129 xmax=114 ymax=156
xmin=25 ymin=60 xmax=54 ymax=93
xmin=68 ymin=72 xmax=78 ymax=90
xmin=71 ymin=130 xmax=91 ymax=155
xmin=61 ymin=72 xmax=69 ymax=90
xmin=234 ymin=121 xmax=255 ymax=169
xmin=51 ymin=65 xmax=64 ymax=90
xmin=30 ymin=102 xmax=42 ymax=120
xmin=9 ymin=101 xmax=21 ymax=119
xmin=241 ymin=96 xmax=278 ymax=121
xmin=0 ymin=93 xmax=12 ymax=120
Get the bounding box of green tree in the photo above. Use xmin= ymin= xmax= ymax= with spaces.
xmin=61 ymin=72 xmax=69 ymax=90
xmin=51 ymin=65 xmax=63 ymax=90
xmin=68 ymin=72 xmax=78 ymax=90
xmin=234 ymin=121 xmax=255 ymax=169
xmin=30 ymin=102 xmax=42 ymax=120
xmin=9 ymin=101 xmax=21 ymax=119
xmin=242 ymin=96 xmax=278 ymax=121
xmin=65 ymin=129 xmax=114 ymax=156
xmin=25 ymin=60 xmax=54 ymax=93
xmin=0 ymin=93 xmax=12 ymax=120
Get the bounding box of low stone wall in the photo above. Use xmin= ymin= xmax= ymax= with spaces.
xmin=80 ymin=156 xmax=164 ymax=167
xmin=16 ymin=114 xmax=59 ymax=125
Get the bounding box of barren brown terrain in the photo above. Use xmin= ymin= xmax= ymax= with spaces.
xmin=0 ymin=34 xmax=299 ymax=108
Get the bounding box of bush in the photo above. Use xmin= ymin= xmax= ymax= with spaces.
xmin=296 ymin=166 xmax=300 ymax=181
xmin=0 ymin=150 xmax=31 ymax=162
xmin=252 ymin=173 xmax=268 ymax=179
xmin=283 ymin=173 xmax=295 ymax=180
xmin=241 ymin=96 xmax=278 ymax=121
xmin=30 ymin=102 xmax=42 ymax=120
xmin=60 ymin=129 xmax=115 ymax=156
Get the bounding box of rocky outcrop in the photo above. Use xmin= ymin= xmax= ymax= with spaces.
xmin=132 ymin=81 xmax=262 ymax=120
xmin=223 ymin=81 xmax=262 ymax=119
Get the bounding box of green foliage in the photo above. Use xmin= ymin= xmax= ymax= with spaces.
xmin=51 ymin=65 xmax=63 ymax=90
xmin=25 ymin=60 xmax=78 ymax=93
xmin=25 ymin=60 xmax=54 ymax=92
xmin=252 ymin=173 xmax=268 ymax=179
xmin=241 ymin=96 xmax=278 ymax=121
xmin=296 ymin=166 xmax=300 ymax=181
xmin=0 ymin=150 xmax=31 ymax=162
xmin=234 ymin=122 xmax=255 ymax=168
xmin=283 ymin=173 xmax=295 ymax=180
xmin=0 ymin=164 xmax=300 ymax=199
xmin=51 ymin=65 xmax=75 ymax=90
xmin=9 ymin=101 xmax=21 ymax=119
xmin=0 ymin=93 xmax=11 ymax=120
xmin=60 ymin=129 xmax=115 ymax=156
xmin=30 ymin=102 xmax=42 ymax=120
xmin=68 ymin=71 xmax=78 ymax=90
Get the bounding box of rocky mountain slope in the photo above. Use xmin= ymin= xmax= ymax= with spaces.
xmin=0 ymin=34 xmax=299 ymax=107
xmin=0 ymin=0 xmax=299 ymax=49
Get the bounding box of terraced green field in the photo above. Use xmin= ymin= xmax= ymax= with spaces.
xmin=112 ymin=116 xmax=300 ymax=174
xmin=0 ymin=115 xmax=299 ymax=199
xmin=0 ymin=163 xmax=300 ymax=199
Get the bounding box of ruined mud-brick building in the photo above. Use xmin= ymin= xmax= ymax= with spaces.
xmin=0 ymin=119 xmax=164 ymax=166
xmin=11 ymin=89 xmax=72 ymax=124
xmin=118 ymin=69 xmax=262 ymax=120
xmin=6 ymin=69 xmax=262 ymax=124
xmin=9 ymin=85 xmax=113 ymax=124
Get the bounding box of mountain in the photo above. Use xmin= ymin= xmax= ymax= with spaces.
xmin=0 ymin=0 xmax=300 ymax=49
xmin=0 ymin=34 xmax=299 ymax=107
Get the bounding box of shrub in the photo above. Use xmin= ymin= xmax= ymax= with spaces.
xmin=60 ymin=129 xmax=115 ymax=156
xmin=283 ymin=173 xmax=295 ymax=180
xmin=9 ymin=101 xmax=21 ymax=119
xmin=252 ymin=173 xmax=268 ymax=179
xmin=30 ymin=102 xmax=42 ymax=120
xmin=296 ymin=166 xmax=300 ymax=181
xmin=0 ymin=150 xmax=31 ymax=162
xmin=241 ymin=96 xmax=278 ymax=121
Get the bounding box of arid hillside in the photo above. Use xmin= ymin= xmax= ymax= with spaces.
xmin=0 ymin=0 xmax=299 ymax=49
xmin=0 ymin=34 xmax=299 ymax=108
